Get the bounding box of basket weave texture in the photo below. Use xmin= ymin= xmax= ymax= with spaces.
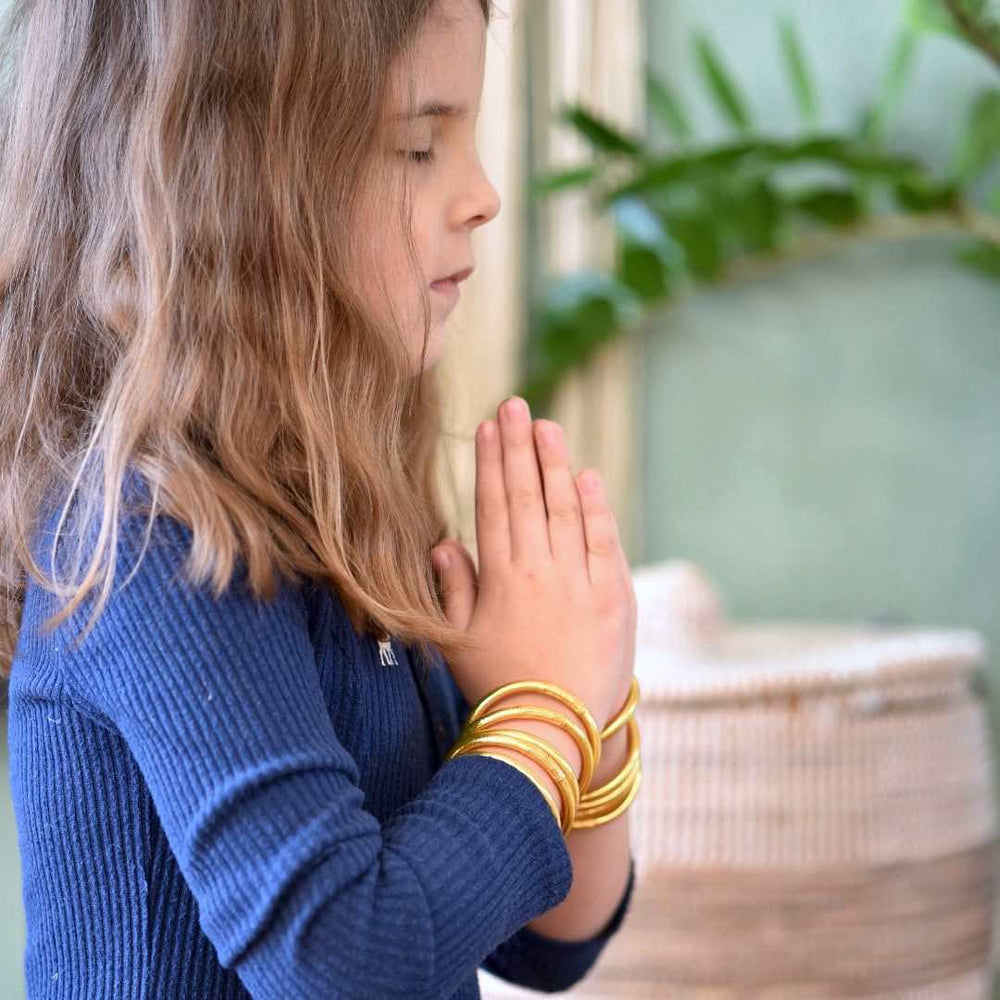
xmin=480 ymin=561 xmax=998 ymax=999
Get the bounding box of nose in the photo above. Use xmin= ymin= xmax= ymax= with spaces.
xmin=466 ymin=159 xmax=501 ymax=229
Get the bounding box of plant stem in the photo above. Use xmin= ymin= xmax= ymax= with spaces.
xmin=943 ymin=0 xmax=1000 ymax=70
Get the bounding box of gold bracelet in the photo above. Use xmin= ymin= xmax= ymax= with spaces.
xmin=458 ymin=704 xmax=597 ymax=794
xmin=446 ymin=678 xmax=637 ymax=837
xmin=448 ymin=728 xmax=580 ymax=834
xmin=572 ymin=715 xmax=642 ymax=829
xmin=582 ymin=715 xmax=641 ymax=806
xmin=575 ymin=768 xmax=642 ymax=828
xmin=466 ymin=680 xmax=602 ymax=777
xmin=601 ymin=677 xmax=640 ymax=740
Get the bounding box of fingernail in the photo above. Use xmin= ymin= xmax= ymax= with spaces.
xmin=503 ymin=396 xmax=527 ymax=420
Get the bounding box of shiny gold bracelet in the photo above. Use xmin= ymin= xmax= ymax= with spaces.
xmin=447 ymin=728 xmax=580 ymax=834
xmin=572 ymin=715 xmax=642 ymax=829
xmin=574 ymin=768 xmax=642 ymax=828
xmin=583 ymin=714 xmax=641 ymax=805
xmin=466 ymin=680 xmax=602 ymax=777
xmin=447 ymin=678 xmax=638 ymax=837
xmin=458 ymin=704 xmax=597 ymax=794
xmin=600 ymin=677 xmax=640 ymax=740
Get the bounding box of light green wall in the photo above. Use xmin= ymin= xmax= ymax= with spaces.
xmin=640 ymin=2 xmax=1000 ymax=740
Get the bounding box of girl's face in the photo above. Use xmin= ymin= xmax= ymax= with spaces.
xmin=360 ymin=0 xmax=501 ymax=372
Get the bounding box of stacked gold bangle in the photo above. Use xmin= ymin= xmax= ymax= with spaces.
xmin=444 ymin=676 xmax=641 ymax=837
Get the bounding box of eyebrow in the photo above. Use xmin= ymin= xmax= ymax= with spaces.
xmin=392 ymin=101 xmax=473 ymax=121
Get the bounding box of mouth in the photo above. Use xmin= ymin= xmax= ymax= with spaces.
xmin=430 ymin=278 xmax=460 ymax=301
xmin=430 ymin=265 xmax=474 ymax=295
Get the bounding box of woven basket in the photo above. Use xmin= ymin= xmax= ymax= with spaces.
xmin=479 ymin=561 xmax=998 ymax=999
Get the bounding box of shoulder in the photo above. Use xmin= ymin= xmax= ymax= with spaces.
xmin=25 ymin=466 xmax=311 ymax=659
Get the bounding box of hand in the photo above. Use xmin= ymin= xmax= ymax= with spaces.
xmin=431 ymin=396 xmax=636 ymax=731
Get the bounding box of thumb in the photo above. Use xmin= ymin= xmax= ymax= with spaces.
xmin=431 ymin=538 xmax=477 ymax=632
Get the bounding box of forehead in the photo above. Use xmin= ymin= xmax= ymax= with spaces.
xmin=387 ymin=0 xmax=486 ymax=120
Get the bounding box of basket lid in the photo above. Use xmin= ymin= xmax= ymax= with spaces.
xmin=632 ymin=560 xmax=986 ymax=703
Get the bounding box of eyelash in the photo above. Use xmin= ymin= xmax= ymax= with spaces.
xmin=402 ymin=148 xmax=436 ymax=165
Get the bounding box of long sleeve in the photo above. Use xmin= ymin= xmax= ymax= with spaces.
xmin=443 ymin=669 xmax=638 ymax=992
xmin=30 ymin=492 xmax=575 ymax=1000
xmin=480 ymin=854 xmax=636 ymax=993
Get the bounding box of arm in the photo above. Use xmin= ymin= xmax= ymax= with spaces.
xmin=444 ymin=674 xmax=637 ymax=992
xmin=32 ymin=495 xmax=574 ymax=1000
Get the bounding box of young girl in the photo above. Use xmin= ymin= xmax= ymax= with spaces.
xmin=0 ymin=1 xmax=639 ymax=997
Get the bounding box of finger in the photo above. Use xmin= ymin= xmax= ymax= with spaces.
xmin=498 ymin=396 xmax=550 ymax=563
xmin=575 ymin=468 xmax=620 ymax=591
xmin=533 ymin=419 xmax=586 ymax=571
xmin=432 ymin=538 xmax=477 ymax=632
xmin=474 ymin=418 xmax=511 ymax=573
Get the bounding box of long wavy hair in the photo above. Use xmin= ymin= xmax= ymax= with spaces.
xmin=0 ymin=0 xmax=495 ymax=681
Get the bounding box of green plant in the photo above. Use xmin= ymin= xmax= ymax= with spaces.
xmin=908 ymin=0 xmax=1000 ymax=68
xmin=517 ymin=10 xmax=1000 ymax=416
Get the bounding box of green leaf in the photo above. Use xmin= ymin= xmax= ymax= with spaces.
xmin=524 ymin=271 xmax=643 ymax=409
xmin=954 ymin=88 xmax=1000 ymax=182
xmin=645 ymin=65 xmax=694 ymax=144
xmin=905 ymin=0 xmax=962 ymax=38
xmin=612 ymin=198 xmax=685 ymax=299
xmin=773 ymin=136 xmax=920 ymax=176
xmin=793 ymin=187 xmax=864 ymax=225
xmin=558 ymin=103 xmax=645 ymax=157
xmin=904 ymin=0 xmax=1000 ymax=71
xmin=540 ymin=270 xmax=643 ymax=343
xmin=693 ymin=31 xmax=753 ymax=132
xmin=860 ymin=27 xmax=919 ymax=146
xmin=732 ymin=179 xmax=787 ymax=251
xmin=894 ymin=174 xmax=962 ymax=211
xmin=957 ymin=237 xmax=1000 ymax=277
xmin=528 ymin=165 xmax=601 ymax=197
xmin=778 ymin=16 xmax=818 ymax=128
xmin=600 ymin=135 xmax=918 ymax=207
xmin=663 ymin=208 xmax=725 ymax=279
xmin=618 ymin=241 xmax=674 ymax=300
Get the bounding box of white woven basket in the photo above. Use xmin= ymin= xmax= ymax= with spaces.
xmin=480 ymin=561 xmax=998 ymax=999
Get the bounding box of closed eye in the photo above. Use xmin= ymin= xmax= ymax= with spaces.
xmin=401 ymin=148 xmax=436 ymax=165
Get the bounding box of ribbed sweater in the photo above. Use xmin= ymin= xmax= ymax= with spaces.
xmin=7 ymin=470 xmax=635 ymax=999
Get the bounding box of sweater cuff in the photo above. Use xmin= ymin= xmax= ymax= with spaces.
xmin=480 ymin=851 xmax=636 ymax=991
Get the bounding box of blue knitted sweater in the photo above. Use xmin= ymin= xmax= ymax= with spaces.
xmin=7 ymin=472 xmax=635 ymax=998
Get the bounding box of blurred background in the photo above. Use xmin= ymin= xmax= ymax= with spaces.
xmin=3 ymin=0 xmax=999 ymax=996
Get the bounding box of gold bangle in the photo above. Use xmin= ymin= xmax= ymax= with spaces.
xmin=574 ymin=767 xmax=640 ymax=827
xmin=572 ymin=715 xmax=642 ymax=829
xmin=467 ymin=680 xmax=602 ymax=776
xmin=459 ymin=704 xmax=597 ymax=794
xmin=581 ymin=715 xmax=640 ymax=805
xmin=582 ymin=716 xmax=641 ymax=806
xmin=448 ymin=728 xmax=580 ymax=835
xmin=459 ymin=750 xmax=563 ymax=831
xmin=574 ymin=769 xmax=642 ymax=829
xmin=601 ymin=677 xmax=640 ymax=740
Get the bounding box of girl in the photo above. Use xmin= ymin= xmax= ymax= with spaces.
xmin=0 ymin=0 xmax=639 ymax=997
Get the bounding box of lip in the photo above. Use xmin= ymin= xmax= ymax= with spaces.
xmin=431 ymin=265 xmax=474 ymax=287
xmin=430 ymin=278 xmax=460 ymax=305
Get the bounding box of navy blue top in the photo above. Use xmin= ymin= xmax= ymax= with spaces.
xmin=7 ymin=471 xmax=635 ymax=998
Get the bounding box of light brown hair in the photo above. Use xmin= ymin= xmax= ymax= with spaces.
xmin=0 ymin=0 xmax=495 ymax=680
